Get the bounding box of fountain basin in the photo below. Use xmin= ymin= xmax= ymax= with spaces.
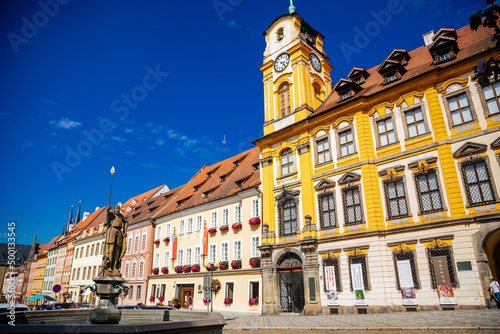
xmin=0 ymin=309 xmax=226 ymax=333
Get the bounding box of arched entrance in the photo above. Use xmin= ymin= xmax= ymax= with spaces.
xmin=484 ymin=228 xmax=500 ymax=280
xmin=278 ymin=252 xmax=305 ymax=313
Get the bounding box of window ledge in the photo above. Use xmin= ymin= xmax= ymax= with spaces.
xmin=276 ymin=171 xmax=297 ymax=180
xmin=376 ymin=142 xmax=400 ymax=150
xmin=450 ymin=119 xmax=476 ymax=129
xmin=405 ymin=132 xmax=431 ymax=141
xmin=338 ymin=152 xmax=357 ymax=160
xmin=315 ymin=160 xmax=333 ymax=168
xmin=466 ymin=201 xmax=498 ymax=210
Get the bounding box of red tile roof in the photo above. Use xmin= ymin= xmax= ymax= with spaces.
xmin=152 ymin=147 xmax=261 ymax=219
xmin=312 ymin=22 xmax=497 ymax=117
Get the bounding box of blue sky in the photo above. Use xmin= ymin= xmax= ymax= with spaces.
xmin=0 ymin=0 xmax=486 ymax=245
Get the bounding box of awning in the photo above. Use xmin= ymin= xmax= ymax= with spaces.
xmin=44 ymin=295 xmax=56 ymax=301
xmin=26 ymin=295 xmax=45 ymax=302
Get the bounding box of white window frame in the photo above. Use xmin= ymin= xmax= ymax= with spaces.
xmin=164 ymin=250 xmax=170 ymax=268
xmin=141 ymin=228 xmax=147 ymax=252
xmin=248 ymin=279 xmax=261 ymax=301
xmin=179 ymin=219 xmax=185 ymax=235
xmin=196 ymin=215 xmax=203 ymax=231
xmin=166 ymin=223 xmax=171 ymax=237
xmin=225 ymin=280 xmax=235 ymax=303
xmin=194 ymin=246 xmax=201 ymax=265
xmin=251 ymin=235 xmax=261 ymax=258
xmin=187 ymin=217 xmax=193 ymax=233
xmin=251 ymin=198 xmax=260 ymax=218
xmin=209 ymin=243 xmax=217 ymax=263
xmin=156 ymin=226 xmax=162 ymax=240
xmin=138 ymin=260 xmax=144 ymax=278
xmin=124 ymin=261 xmax=130 ymax=278
xmin=211 ymin=211 xmax=218 ymax=227
xmin=185 ymin=247 xmax=192 ymax=265
xmin=234 ymin=204 xmax=242 ymax=223
xmin=233 ymin=240 xmax=242 ymax=260
xmin=154 ymin=252 xmax=160 ymax=268
xmin=221 ymin=242 xmax=229 ymax=262
xmin=134 ymin=232 xmax=140 ymax=253
xmin=222 ymin=208 xmax=229 ymax=226
xmin=177 ymin=249 xmax=184 ymax=266
xmin=131 ymin=261 xmax=137 ymax=278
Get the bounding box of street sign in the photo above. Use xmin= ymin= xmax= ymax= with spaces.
xmin=188 ymin=296 xmax=193 ymax=306
xmin=53 ymin=284 xmax=61 ymax=293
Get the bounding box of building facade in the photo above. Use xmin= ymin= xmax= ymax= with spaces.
xmin=255 ymin=10 xmax=500 ymax=314
xmin=42 ymin=245 xmax=59 ymax=298
xmin=147 ymin=148 xmax=262 ymax=313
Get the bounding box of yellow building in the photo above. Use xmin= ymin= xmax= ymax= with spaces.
xmin=32 ymin=251 xmax=47 ymax=297
xmin=255 ymin=7 xmax=500 ymax=314
xmin=147 ymin=148 xmax=262 ymax=313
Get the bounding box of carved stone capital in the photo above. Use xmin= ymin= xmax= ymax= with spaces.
xmin=297 ymin=142 xmax=310 ymax=155
xmin=260 ymin=156 xmax=273 ymax=167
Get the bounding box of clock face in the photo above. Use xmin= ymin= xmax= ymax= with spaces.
xmin=274 ymin=52 xmax=290 ymax=72
xmin=310 ymin=53 xmax=322 ymax=72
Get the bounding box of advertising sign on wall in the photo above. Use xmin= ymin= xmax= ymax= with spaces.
xmin=350 ymin=263 xmax=367 ymax=305
xmin=396 ymin=260 xmax=417 ymax=305
xmin=431 ymin=256 xmax=456 ymax=305
xmin=324 ymin=266 xmax=338 ymax=305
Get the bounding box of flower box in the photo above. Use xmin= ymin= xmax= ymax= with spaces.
xmin=218 ymin=261 xmax=229 ymax=270
xmin=151 ymin=268 xmax=159 ymax=275
xmin=203 ymin=299 xmax=210 ymax=305
xmin=182 ymin=265 xmax=191 ymax=273
xmin=161 ymin=267 xmax=168 ymax=274
xmin=149 ymin=296 xmax=155 ymax=302
xmin=190 ymin=264 xmax=200 ymax=272
xmin=205 ymin=263 xmax=217 ymax=271
xmin=231 ymin=223 xmax=242 ymax=230
xmin=158 ymin=296 xmax=165 ymax=302
xmin=249 ymin=217 xmax=261 ymax=225
xmin=153 ymin=239 xmax=160 ymax=245
xmin=208 ymin=228 xmax=217 ymax=234
xmin=174 ymin=266 xmax=183 ymax=273
xmin=223 ymin=298 xmax=233 ymax=305
xmin=219 ymin=225 xmax=229 ymax=232
xmin=163 ymin=237 xmax=170 ymax=243
xmin=249 ymin=297 xmax=259 ymax=305
xmin=231 ymin=260 xmax=242 ymax=269
xmin=249 ymin=257 xmax=261 ymax=268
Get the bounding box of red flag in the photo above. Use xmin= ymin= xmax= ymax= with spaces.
xmin=171 ymin=234 xmax=177 ymax=259
xmin=202 ymin=228 xmax=208 ymax=256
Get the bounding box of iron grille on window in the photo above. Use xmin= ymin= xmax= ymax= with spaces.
xmin=348 ymin=254 xmax=370 ymax=291
xmin=279 ymin=197 xmax=298 ymax=236
xmin=322 ymin=257 xmax=342 ymax=292
xmin=342 ymin=185 xmax=363 ymax=225
xmin=392 ymin=249 xmax=420 ymax=290
xmin=384 ymin=178 xmax=408 ymax=219
xmin=414 ymin=168 xmax=443 ymax=214
xmin=426 ymin=245 xmax=458 ymax=289
xmin=461 ymin=157 xmax=496 ymax=206
xmin=318 ymin=192 xmax=336 ymax=229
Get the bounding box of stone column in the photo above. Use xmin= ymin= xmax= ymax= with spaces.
xmin=260 ymin=224 xmax=277 ymax=314
xmin=301 ymin=215 xmax=321 ymax=315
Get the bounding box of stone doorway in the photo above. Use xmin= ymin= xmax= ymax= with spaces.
xmin=180 ymin=284 xmax=194 ymax=309
xmin=278 ymin=253 xmax=305 ymax=313
xmin=484 ymin=227 xmax=500 ymax=280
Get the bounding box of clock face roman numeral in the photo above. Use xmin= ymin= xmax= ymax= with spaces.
xmin=274 ymin=53 xmax=290 ymax=72
xmin=310 ymin=53 xmax=321 ymax=72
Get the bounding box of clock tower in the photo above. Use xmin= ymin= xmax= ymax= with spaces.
xmin=260 ymin=3 xmax=333 ymax=136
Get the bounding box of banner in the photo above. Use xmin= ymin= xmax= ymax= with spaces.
xmin=324 ymin=266 xmax=338 ymax=305
xmin=431 ymin=256 xmax=455 ymax=305
xmin=396 ymin=260 xmax=417 ymax=305
xmin=350 ymin=263 xmax=367 ymax=305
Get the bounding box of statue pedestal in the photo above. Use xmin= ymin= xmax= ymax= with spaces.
xmin=89 ymin=276 xmax=125 ymax=324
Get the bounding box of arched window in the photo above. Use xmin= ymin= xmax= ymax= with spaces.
xmin=279 ymin=82 xmax=291 ymax=117
xmin=281 ymin=149 xmax=294 ymax=175
xmin=281 ymin=198 xmax=297 ymax=235
xmin=314 ymin=83 xmax=321 ymax=99
xmin=277 ymin=28 xmax=284 ymax=41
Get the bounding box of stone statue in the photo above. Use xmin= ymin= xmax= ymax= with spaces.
xmin=100 ymin=205 xmax=128 ymax=277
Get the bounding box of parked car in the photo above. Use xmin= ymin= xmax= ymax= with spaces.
xmin=41 ymin=302 xmax=70 ymax=310
xmin=140 ymin=306 xmax=176 ymax=311
xmin=68 ymin=303 xmax=90 ymax=309
xmin=0 ymin=303 xmax=30 ymax=315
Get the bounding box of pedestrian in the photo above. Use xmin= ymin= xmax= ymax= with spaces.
xmin=489 ymin=277 xmax=500 ymax=308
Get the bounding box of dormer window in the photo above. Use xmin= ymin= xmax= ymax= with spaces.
xmin=387 ymin=74 xmax=398 ymax=83
xmin=333 ymin=78 xmax=362 ymax=102
xmin=252 ymin=163 xmax=260 ymax=171
xmin=427 ymin=28 xmax=458 ymax=65
xmin=378 ymin=50 xmax=409 ymax=85
xmin=348 ymin=67 xmax=370 ymax=85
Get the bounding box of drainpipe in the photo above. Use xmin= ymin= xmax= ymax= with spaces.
xmin=255 ymin=185 xmax=264 ymax=316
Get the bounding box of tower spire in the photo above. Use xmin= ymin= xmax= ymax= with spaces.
xmin=75 ymin=201 xmax=81 ymax=225
xmin=64 ymin=205 xmax=73 ymax=235
xmin=289 ymin=0 xmax=296 ymax=13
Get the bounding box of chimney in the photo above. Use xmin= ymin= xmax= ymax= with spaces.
xmin=82 ymin=212 xmax=90 ymax=221
xmin=423 ymin=30 xmax=435 ymax=47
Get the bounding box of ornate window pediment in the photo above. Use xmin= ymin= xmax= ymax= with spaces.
xmin=348 ymin=67 xmax=370 ymax=84
xmin=338 ymin=172 xmax=361 ymax=185
xmin=333 ymin=78 xmax=362 ymax=101
xmin=453 ymin=142 xmax=487 ymax=158
xmin=314 ymin=178 xmax=335 ymax=190
xmin=378 ymin=50 xmax=410 ymax=84
xmin=427 ymin=28 xmax=458 ymax=64
xmin=491 ymin=136 xmax=500 ymax=149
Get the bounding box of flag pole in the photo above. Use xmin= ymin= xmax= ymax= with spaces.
xmin=109 ymin=166 xmax=115 ymax=207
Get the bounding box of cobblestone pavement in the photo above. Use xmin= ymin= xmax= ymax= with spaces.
xmin=222 ymin=309 xmax=500 ymax=333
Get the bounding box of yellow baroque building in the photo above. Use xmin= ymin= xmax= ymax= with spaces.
xmin=255 ymin=9 xmax=500 ymax=314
